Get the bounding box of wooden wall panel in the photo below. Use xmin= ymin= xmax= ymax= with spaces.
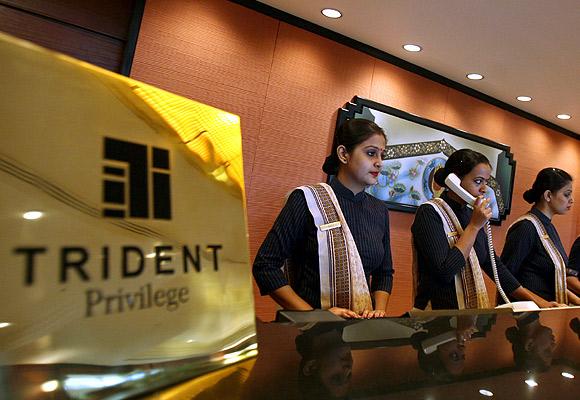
xmin=0 ymin=0 xmax=138 ymax=73
xmin=0 ymin=0 xmax=135 ymax=39
xmin=370 ymin=61 xmax=450 ymax=124
xmin=132 ymin=0 xmax=580 ymax=320
xmin=130 ymin=0 xmax=278 ymax=191
xmin=0 ymin=4 xmax=124 ymax=71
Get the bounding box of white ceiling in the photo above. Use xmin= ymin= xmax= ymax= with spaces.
xmin=257 ymin=0 xmax=580 ymax=137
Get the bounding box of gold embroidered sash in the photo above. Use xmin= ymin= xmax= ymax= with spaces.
xmin=426 ymin=198 xmax=490 ymax=309
xmin=297 ymin=183 xmax=372 ymax=314
xmin=509 ymin=213 xmax=568 ymax=304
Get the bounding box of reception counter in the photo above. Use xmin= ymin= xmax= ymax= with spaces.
xmin=150 ymin=308 xmax=579 ymax=399
xmin=5 ymin=308 xmax=577 ymax=399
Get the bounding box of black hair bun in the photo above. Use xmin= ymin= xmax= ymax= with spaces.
xmin=322 ymin=155 xmax=339 ymax=175
xmin=433 ymin=168 xmax=448 ymax=188
xmin=522 ymin=188 xmax=538 ymax=204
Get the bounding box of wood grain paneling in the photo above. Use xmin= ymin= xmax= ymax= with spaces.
xmin=444 ymin=88 xmax=508 ymax=143
xmin=0 ymin=0 xmax=135 ymax=39
xmin=0 ymin=4 xmax=124 ymax=71
xmin=370 ymin=61 xmax=450 ymax=124
xmin=133 ymin=0 xmax=580 ymax=320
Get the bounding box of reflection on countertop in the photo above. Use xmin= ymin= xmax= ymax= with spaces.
xmin=2 ymin=308 xmax=579 ymax=399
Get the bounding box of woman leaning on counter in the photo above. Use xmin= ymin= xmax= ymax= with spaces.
xmin=501 ymin=168 xmax=580 ymax=305
xmin=253 ymin=119 xmax=393 ymax=319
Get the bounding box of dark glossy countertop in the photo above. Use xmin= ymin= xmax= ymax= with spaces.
xmin=2 ymin=308 xmax=579 ymax=399
xmin=152 ymin=308 xmax=580 ymax=400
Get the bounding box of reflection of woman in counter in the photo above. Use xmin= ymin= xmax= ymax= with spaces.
xmin=410 ymin=314 xmax=492 ymax=379
xmin=506 ymin=312 xmax=556 ymax=372
xmin=295 ymin=324 xmax=352 ymax=399
xmin=501 ymin=168 xmax=580 ymax=305
xmin=412 ymin=149 xmax=549 ymax=310
xmin=253 ymin=119 xmax=393 ymax=319
xmin=566 ymin=236 xmax=580 ymax=296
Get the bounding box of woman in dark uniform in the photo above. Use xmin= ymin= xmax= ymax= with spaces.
xmin=412 ymin=149 xmax=555 ymax=310
xmin=567 ymin=236 xmax=580 ymax=295
xmin=253 ymin=119 xmax=393 ymax=319
xmin=501 ymin=168 xmax=580 ymax=305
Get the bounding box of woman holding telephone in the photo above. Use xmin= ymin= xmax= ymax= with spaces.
xmin=501 ymin=168 xmax=580 ymax=305
xmin=411 ymin=149 xmax=555 ymax=310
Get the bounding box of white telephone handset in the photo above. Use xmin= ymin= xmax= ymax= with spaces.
xmin=445 ymin=173 xmax=476 ymax=207
xmin=443 ymin=173 xmax=539 ymax=311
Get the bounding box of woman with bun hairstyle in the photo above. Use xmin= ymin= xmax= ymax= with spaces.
xmin=412 ymin=149 xmax=554 ymax=310
xmin=501 ymin=168 xmax=580 ymax=305
xmin=253 ymin=118 xmax=393 ymax=319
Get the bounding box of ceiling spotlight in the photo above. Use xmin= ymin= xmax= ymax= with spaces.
xmin=467 ymin=73 xmax=484 ymax=80
xmin=23 ymin=211 xmax=43 ymax=220
xmin=525 ymin=379 xmax=538 ymax=387
xmin=321 ymin=8 xmax=342 ymax=19
xmin=403 ymin=44 xmax=422 ymax=52
xmin=41 ymin=380 xmax=59 ymax=393
xmin=517 ymin=96 xmax=532 ymax=102
xmin=479 ymin=389 xmax=494 ymax=397
xmin=557 ymin=114 xmax=571 ymax=120
xmin=561 ymin=372 xmax=575 ymax=379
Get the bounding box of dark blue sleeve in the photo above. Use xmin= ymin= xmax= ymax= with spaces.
xmin=371 ymin=207 xmax=393 ymax=293
xmin=252 ymin=190 xmax=309 ymax=295
xmin=501 ymin=220 xmax=536 ymax=275
xmin=411 ymin=204 xmax=466 ymax=284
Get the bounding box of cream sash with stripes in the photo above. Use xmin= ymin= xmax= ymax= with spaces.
xmin=426 ymin=198 xmax=490 ymax=309
xmin=297 ymin=183 xmax=373 ymax=314
xmin=509 ymin=213 xmax=568 ymax=304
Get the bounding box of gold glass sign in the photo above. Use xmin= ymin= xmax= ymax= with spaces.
xmin=0 ymin=32 xmax=256 ymax=399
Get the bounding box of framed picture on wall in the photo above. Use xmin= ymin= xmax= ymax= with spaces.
xmin=335 ymin=96 xmax=516 ymax=225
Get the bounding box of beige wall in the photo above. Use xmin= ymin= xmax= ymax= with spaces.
xmin=131 ymin=0 xmax=580 ymax=320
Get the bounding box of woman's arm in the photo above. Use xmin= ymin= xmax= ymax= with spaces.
xmin=411 ymin=205 xmax=467 ymax=283
xmin=566 ymin=289 xmax=580 ymax=305
xmin=508 ymin=286 xmax=564 ymax=308
xmin=252 ymin=190 xmax=311 ymax=307
xmin=500 ymin=220 xmax=536 ymax=275
xmin=269 ymin=285 xmax=314 ymax=310
xmin=454 ymin=197 xmax=492 ymax=259
xmin=567 ymin=276 xmax=580 ymax=296
xmin=365 ymin=207 xmax=394 ymax=318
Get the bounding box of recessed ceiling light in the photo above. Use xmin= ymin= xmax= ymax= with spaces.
xmin=557 ymin=114 xmax=571 ymax=120
xmin=403 ymin=44 xmax=422 ymax=52
xmin=561 ymin=372 xmax=575 ymax=379
xmin=23 ymin=211 xmax=43 ymax=220
xmin=517 ymin=96 xmax=532 ymax=102
xmin=467 ymin=73 xmax=484 ymax=80
xmin=321 ymin=8 xmax=342 ymax=19
xmin=41 ymin=380 xmax=59 ymax=392
xmin=0 ymin=322 xmax=12 ymax=329
xmin=479 ymin=389 xmax=494 ymax=397
xmin=525 ymin=379 xmax=538 ymax=387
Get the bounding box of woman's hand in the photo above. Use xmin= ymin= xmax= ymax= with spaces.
xmin=361 ymin=309 xmax=386 ymax=319
xmin=328 ymin=307 xmax=361 ymax=319
xmin=469 ymin=196 xmax=492 ymax=230
xmin=536 ymin=298 xmax=567 ymax=308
